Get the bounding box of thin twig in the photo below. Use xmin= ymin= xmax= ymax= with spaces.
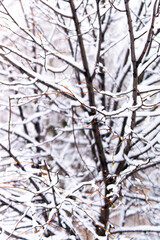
xmin=72 ymin=107 xmax=94 ymax=178
xmin=6 ymin=207 xmax=30 ymax=240
xmin=8 ymin=97 xmax=11 ymax=151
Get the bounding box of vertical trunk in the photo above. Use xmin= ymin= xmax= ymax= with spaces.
xmin=70 ymin=1 xmax=110 ymax=235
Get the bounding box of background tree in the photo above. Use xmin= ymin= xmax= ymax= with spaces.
xmin=0 ymin=0 xmax=160 ymax=239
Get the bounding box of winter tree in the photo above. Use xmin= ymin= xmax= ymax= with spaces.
xmin=0 ymin=0 xmax=160 ymax=239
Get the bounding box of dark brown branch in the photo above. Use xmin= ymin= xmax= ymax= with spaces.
xmin=137 ymin=0 xmax=158 ymax=65
xmin=91 ymin=1 xmax=103 ymax=79
xmin=70 ymin=0 xmax=108 ymax=176
xmin=124 ymin=0 xmax=138 ymax=138
xmin=115 ymin=0 xmax=139 ymax=174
